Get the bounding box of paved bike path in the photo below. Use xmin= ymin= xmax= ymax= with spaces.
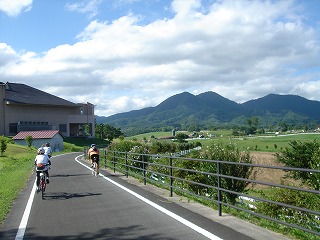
xmin=0 ymin=153 xmax=288 ymax=240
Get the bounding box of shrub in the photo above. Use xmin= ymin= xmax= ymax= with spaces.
xmin=256 ymin=187 xmax=320 ymax=236
xmin=175 ymin=142 xmax=256 ymax=204
xmin=0 ymin=136 xmax=7 ymax=155
xmin=25 ymin=135 xmax=33 ymax=147
xmin=63 ymin=142 xmax=83 ymax=152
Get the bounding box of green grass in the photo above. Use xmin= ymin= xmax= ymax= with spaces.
xmin=0 ymin=144 xmax=36 ymax=225
xmin=213 ymin=133 xmax=320 ymax=152
xmin=128 ymin=131 xmax=320 ymax=152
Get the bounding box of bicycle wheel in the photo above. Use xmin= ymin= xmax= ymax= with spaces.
xmin=93 ymin=162 xmax=98 ymax=177
xmin=41 ymin=176 xmax=46 ymax=199
xmin=92 ymin=163 xmax=95 ymax=175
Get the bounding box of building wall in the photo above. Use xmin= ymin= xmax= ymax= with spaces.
xmin=14 ymin=135 xmax=64 ymax=151
xmin=0 ymin=83 xmax=95 ymax=137
xmin=0 ymin=83 xmax=5 ymax=135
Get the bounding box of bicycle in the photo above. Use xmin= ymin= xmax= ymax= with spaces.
xmin=36 ymin=164 xmax=49 ymax=199
xmin=91 ymin=156 xmax=99 ymax=177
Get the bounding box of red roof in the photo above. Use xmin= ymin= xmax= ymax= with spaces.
xmin=13 ymin=130 xmax=62 ymax=140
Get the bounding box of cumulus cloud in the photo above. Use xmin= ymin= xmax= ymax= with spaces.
xmin=1 ymin=0 xmax=319 ymax=116
xmin=0 ymin=0 xmax=32 ymax=17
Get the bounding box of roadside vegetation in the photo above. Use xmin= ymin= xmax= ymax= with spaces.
xmin=111 ymin=131 xmax=320 ymax=240
xmin=1 ymin=130 xmax=319 ymax=239
xmin=0 ymin=137 xmax=36 ymax=225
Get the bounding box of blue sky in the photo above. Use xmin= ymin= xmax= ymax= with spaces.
xmin=1 ymin=0 xmax=320 ymax=117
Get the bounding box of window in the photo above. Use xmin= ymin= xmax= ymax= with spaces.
xmin=9 ymin=123 xmax=17 ymax=135
xmin=59 ymin=124 xmax=67 ymax=132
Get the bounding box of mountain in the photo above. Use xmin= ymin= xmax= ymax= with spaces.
xmin=96 ymin=92 xmax=320 ymax=135
xmin=242 ymin=94 xmax=320 ymax=120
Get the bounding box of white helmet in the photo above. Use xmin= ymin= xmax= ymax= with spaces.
xmin=38 ymin=148 xmax=45 ymax=154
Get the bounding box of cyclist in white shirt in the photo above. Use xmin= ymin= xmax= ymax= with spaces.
xmin=34 ymin=148 xmax=50 ymax=191
xmin=43 ymin=142 xmax=52 ymax=166
xmin=43 ymin=142 xmax=52 ymax=158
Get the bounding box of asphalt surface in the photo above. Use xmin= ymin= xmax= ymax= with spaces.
xmin=0 ymin=153 xmax=289 ymax=240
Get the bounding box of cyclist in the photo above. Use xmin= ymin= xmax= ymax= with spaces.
xmin=87 ymin=144 xmax=100 ymax=174
xmin=35 ymin=147 xmax=50 ymax=191
xmin=43 ymin=142 xmax=52 ymax=158
xmin=43 ymin=142 xmax=52 ymax=165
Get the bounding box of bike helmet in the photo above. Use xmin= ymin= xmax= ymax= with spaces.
xmin=38 ymin=148 xmax=45 ymax=154
xmin=45 ymin=142 xmax=51 ymax=147
xmin=91 ymin=144 xmax=96 ymax=148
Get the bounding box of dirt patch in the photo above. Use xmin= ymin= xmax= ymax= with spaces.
xmin=249 ymin=152 xmax=296 ymax=188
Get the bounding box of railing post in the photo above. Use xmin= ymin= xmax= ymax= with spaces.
xmin=143 ymin=154 xmax=146 ymax=185
xmin=125 ymin=152 xmax=128 ymax=178
xmin=104 ymin=149 xmax=107 ymax=169
xmin=170 ymin=156 xmax=173 ymax=197
xmin=113 ymin=151 xmax=116 ymax=173
xmin=217 ymin=159 xmax=222 ymax=216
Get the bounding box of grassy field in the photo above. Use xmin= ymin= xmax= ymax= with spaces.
xmin=0 ymin=144 xmax=36 ymax=225
xmin=127 ymin=130 xmax=320 ymax=152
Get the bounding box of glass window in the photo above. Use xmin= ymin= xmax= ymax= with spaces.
xmin=59 ymin=124 xmax=67 ymax=132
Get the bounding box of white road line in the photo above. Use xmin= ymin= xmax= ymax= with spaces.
xmin=15 ymin=180 xmax=36 ymax=240
xmin=75 ymin=155 xmax=223 ymax=240
xmin=14 ymin=154 xmax=65 ymax=240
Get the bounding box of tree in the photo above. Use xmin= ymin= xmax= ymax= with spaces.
xmin=175 ymin=133 xmax=188 ymax=143
xmin=95 ymin=123 xmax=124 ymax=142
xmin=25 ymin=135 xmax=33 ymax=147
xmin=83 ymin=124 xmax=90 ymax=136
xmin=0 ymin=136 xmax=7 ymax=155
xmin=247 ymin=116 xmax=259 ymax=127
xmin=276 ymin=140 xmax=320 ymax=190
xmin=246 ymin=116 xmax=259 ymax=135
xmin=95 ymin=123 xmax=104 ymax=139
xmin=279 ymin=122 xmax=288 ymax=132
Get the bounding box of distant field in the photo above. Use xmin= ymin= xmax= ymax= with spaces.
xmin=126 ymin=131 xmax=320 ymax=152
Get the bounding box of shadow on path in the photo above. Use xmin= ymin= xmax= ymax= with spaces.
xmin=1 ymin=225 xmax=177 ymax=240
xmin=50 ymin=173 xmax=90 ymax=178
xmin=39 ymin=192 xmax=102 ymax=200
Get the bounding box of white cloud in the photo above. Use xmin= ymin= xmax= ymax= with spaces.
xmin=1 ymin=0 xmax=320 ymax=116
xmin=0 ymin=43 xmax=18 ymax=66
xmin=0 ymin=0 xmax=32 ymax=17
xmin=65 ymin=0 xmax=102 ymax=19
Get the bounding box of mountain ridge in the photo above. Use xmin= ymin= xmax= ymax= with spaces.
xmin=96 ymin=91 xmax=320 ymax=135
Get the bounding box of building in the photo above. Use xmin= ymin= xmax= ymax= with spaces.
xmin=12 ymin=130 xmax=64 ymax=151
xmin=0 ymin=82 xmax=95 ymax=137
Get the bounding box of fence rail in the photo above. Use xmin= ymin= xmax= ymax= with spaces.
xmin=85 ymin=148 xmax=320 ymax=237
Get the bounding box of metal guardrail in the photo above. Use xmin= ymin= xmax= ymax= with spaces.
xmin=84 ymin=148 xmax=320 ymax=237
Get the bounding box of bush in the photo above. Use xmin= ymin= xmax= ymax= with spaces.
xmin=25 ymin=135 xmax=33 ymax=147
xmin=203 ymin=142 xmax=255 ymax=204
xmin=63 ymin=142 xmax=83 ymax=152
xmin=174 ymin=142 xmax=255 ymax=204
xmin=0 ymin=136 xmax=8 ymax=155
xmin=256 ymin=187 xmax=320 ymax=236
